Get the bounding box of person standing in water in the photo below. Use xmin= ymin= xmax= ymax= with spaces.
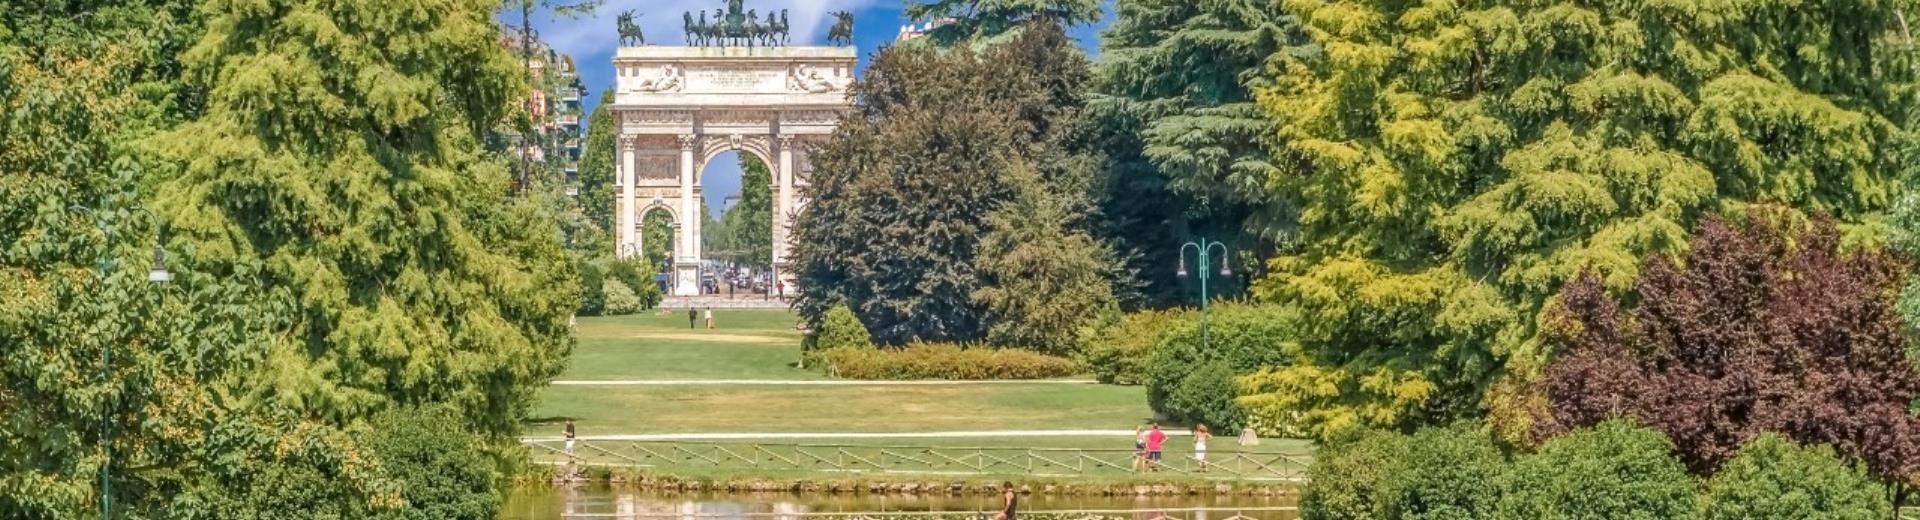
xmin=992 ymin=482 xmax=1018 ymax=520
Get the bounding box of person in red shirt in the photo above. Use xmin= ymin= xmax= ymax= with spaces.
xmin=1144 ymin=422 xmax=1167 ymax=470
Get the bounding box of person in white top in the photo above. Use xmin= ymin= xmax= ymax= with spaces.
xmin=1193 ymin=423 xmax=1212 ymax=472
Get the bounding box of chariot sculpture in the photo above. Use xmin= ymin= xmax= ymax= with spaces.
xmin=681 ymin=0 xmax=792 ymax=47
xmin=617 ymin=10 xmax=645 ymax=46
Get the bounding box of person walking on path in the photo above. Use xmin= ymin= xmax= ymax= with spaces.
xmin=992 ymin=482 xmax=1018 ymax=520
xmin=1131 ymin=424 xmax=1149 ymax=472
xmin=687 ymin=307 xmax=696 ymax=329
xmin=1192 ymin=423 xmax=1212 ymax=472
xmin=704 ymin=307 xmax=715 ymax=329
xmin=563 ymin=420 xmax=577 ymax=460
xmin=1145 ymin=422 xmax=1167 ymax=471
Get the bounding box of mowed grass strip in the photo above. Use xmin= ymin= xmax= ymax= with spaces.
xmin=529 ymin=383 xmax=1154 ymax=434
xmin=567 ymin=311 xmax=817 ymax=381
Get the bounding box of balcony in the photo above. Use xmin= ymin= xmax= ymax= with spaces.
xmin=556 ymin=114 xmax=579 ymax=127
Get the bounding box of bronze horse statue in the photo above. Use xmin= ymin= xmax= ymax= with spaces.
xmin=617 ymin=10 xmax=644 ymax=46
xmin=826 ymin=11 xmax=854 ymax=46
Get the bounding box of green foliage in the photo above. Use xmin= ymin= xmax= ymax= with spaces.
xmin=1702 ymin=435 xmax=1891 ymax=520
xmin=606 ymin=257 xmax=659 ymax=310
xmin=1253 ymin=0 xmax=1919 ymax=440
xmin=814 ymin=304 xmax=873 ymax=351
xmin=1378 ymin=425 xmax=1507 ymax=520
xmin=1082 ymin=308 xmax=1190 ymax=385
xmin=973 ymin=188 xmax=1117 ymax=355
xmin=577 ymin=260 xmax=606 ymax=316
xmin=822 ymin=343 xmax=1082 ymax=380
xmin=707 ymin=155 xmax=774 ymax=268
xmin=1301 ymin=424 xmax=1508 ymax=520
xmin=358 ymin=407 xmax=502 ymax=520
xmin=1145 ymin=302 xmax=1295 ymax=432
xmin=791 ymin=22 xmax=1111 ymax=347
xmin=1496 ymin=421 xmax=1698 ymax=520
xmin=905 ymin=0 xmax=1103 ymax=46
xmin=1301 ymin=429 xmax=1407 ymax=520
xmin=642 ymin=209 xmax=674 ymax=275
xmin=1243 ymin=262 xmax=1503 ymax=439
xmin=603 ymin=278 xmax=640 ymax=316
xmin=147 ymin=0 xmax=577 ymax=439
xmin=579 ymin=88 xmax=616 ymax=232
xmin=1091 ymin=0 xmax=1312 ymax=305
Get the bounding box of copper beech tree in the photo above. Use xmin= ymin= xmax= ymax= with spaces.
xmin=1542 ymin=214 xmax=1920 ymax=486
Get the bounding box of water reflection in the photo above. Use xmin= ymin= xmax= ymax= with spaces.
xmin=502 ymin=486 xmax=1300 ymax=520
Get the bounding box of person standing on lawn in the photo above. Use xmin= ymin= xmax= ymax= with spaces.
xmin=687 ymin=307 xmax=696 ymax=329
xmin=1132 ymin=424 xmax=1149 ymax=472
xmin=563 ymin=420 xmax=577 ymax=459
xmin=1192 ymin=423 xmax=1211 ymax=472
xmin=704 ymin=307 xmax=715 ymax=329
xmin=1145 ymin=422 xmax=1167 ymax=471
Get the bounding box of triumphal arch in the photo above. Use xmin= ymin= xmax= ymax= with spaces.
xmin=609 ymin=9 xmax=855 ymax=297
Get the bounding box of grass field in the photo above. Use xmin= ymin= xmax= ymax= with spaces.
xmin=521 ymin=311 xmax=1304 ymax=480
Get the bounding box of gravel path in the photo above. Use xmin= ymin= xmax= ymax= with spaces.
xmin=550 ymin=379 xmax=1101 ymax=386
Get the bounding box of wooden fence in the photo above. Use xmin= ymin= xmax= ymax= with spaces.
xmin=524 ymin=440 xmax=1310 ymax=481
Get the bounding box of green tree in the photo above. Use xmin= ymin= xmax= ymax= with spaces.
xmin=1702 ymin=434 xmax=1890 ymax=520
xmin=712 ymin=155 xmax=774 ymax=269
xmin=905 ymin=0 xmax=1102 ymax=46
xmin=148 ymin=0 xmax=578 ymax=438
xmin=1496 ymin=420 xmax=1698 ymax=520
xmin=603 ymin=278 xmax=640 ymax=315
xmin=643 ymin=209 xmax=674 ymax=275
xmin=1091 ymin=0 xmax=1312 ymax=305
xmin=1249 ymin=0 xmax=1918 ymax=440
xmin=790 ymin=22 xmax=1110 ymax=346
xmin=579 ymin=88 xmax=616 ymax=232
xmin=814 ymin=304 xmax=874 ymax=351
xmin=357 ymin=407 xmax=502 ymax=520
xmin=972 ymin=185 xmax=1116 ymax=354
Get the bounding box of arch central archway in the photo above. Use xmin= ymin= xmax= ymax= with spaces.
xmin=609 ymin=45 xmax=854 ymax=297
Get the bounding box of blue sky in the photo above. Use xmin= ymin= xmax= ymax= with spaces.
xmin=529 ymin=0 xmax=1114 ymax=217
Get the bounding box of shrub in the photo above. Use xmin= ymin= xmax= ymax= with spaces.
xmin=359 ymin=406 xmax=501 ymax=519
xmin=1302 ymin=429 xmax=1407 ymax=520
xmin=606 ymin=258 xmax=660 ymax=309
xmin=1496 ymin=420 xmax=1698 ymax=520
xmin=1301 ymin=424 xmax=1507 ymax=520
xmin=1082 ymin=308 xmax=1189 ymax=385
xmin=1702 ymin=434 xmax=1890 ymax=520
xmin=1146 ymin=302 xmax=1295 ymax=431
xmin=1379 ymin=424 xmax=1507 ymax=520
xmin=577 ymin=260 xmax=605 ymax=316
xmin=815 ymin=304 xmax=872 ymax=350
xmin=602 ymin=278 xmax=640 ymax=315
xmin=822 ymin=342 xmax=1080 ymax=380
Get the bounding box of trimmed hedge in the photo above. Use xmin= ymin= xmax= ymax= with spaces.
xmin=603 ymin=278 xmax=640 ymax=315
xmin=822 ymin=343 xmax=1080 ymax=380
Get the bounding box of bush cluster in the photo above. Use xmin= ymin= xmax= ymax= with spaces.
xmin=1145 ymin=302 xmax=1295 ymax=431
xmin=1302 ymin=420 xmax=1895 ymax=520
xmin=822 ymin=343 xmax=1080 ymax=380
xmin=1081 ymin=308 xmax=1188 ymax=385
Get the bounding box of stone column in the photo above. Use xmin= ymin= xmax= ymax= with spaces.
xmin=673 ymin=134 xmax=701 ymax=296
xmin=616 ymin=134 xmax=637 ymax=258
xmin=773 ymin=134 xmax=796 ymax=294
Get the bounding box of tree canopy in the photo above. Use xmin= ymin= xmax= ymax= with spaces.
xmin=1244 ymin=0 xmax=1919 ymax=439
xmin=1543 ymin=213 xmax=1920 ymax=482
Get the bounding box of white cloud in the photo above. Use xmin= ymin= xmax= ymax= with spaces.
xmin=533 ymin=0 xmax=890 ymax=59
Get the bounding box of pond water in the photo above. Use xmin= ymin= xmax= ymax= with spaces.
xmin=502 ymin=487 xmax=1301 ymax=520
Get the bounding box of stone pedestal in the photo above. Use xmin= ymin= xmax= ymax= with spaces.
xmin=673 ymin=262 xmax=702 ymax=296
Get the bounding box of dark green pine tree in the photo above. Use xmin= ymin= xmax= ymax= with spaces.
xmin=579 ymin=88 xmax=617 ymax=233
xmin=906 ymin=0 xmax=1103 ymax=47
xmin=1090 ymin=0 xmax=1312 ymax=306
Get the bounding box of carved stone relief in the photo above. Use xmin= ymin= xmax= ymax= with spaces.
xmin=633 ymin=64 xmax=685 ymax=93
xmin=786 ymin=63 xmax=850 ymax=94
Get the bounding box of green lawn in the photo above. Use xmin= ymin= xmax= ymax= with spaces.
xmin=524 ymin=311 xmax=1267 ymax=479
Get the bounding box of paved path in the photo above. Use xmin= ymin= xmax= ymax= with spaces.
xmin=524 ymin=429 xmax=1190 ymax=442
xmin=551 ymin=379 xmax=1100 ymax=386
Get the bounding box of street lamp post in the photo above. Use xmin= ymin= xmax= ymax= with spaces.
xmin=1177 ymin=238 xmax=1232 ymax=350
xmin=68 ymin=205 xmax=171 ymax=520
